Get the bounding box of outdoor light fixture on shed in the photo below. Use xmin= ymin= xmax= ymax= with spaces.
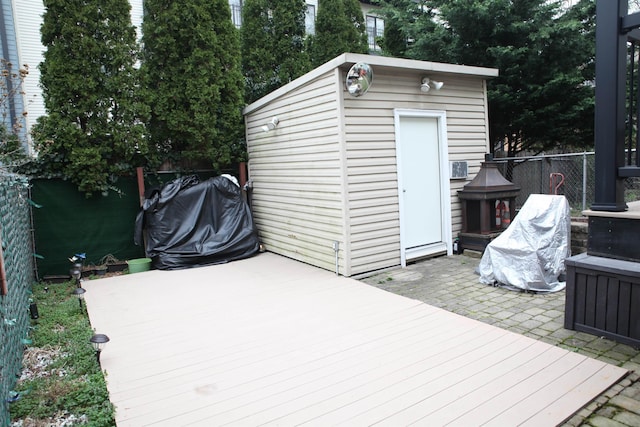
xmin=90 ymin=333 xmax=110 ymax=363
xmin=261 ymin=117 xmax=279 ymax=132
xmin=421 ymin=77 xmax=444 ymax=93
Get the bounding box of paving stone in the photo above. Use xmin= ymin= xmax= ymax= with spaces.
xmin=621 ymin=386 xmax=640 ymax=400
xmin=609 ymin=395 xmax=640 ymax=415
xmin=604 ymin=351 xmax=635 ymax=364
xmin=611 ymin=344 xmax=640 ymax=357
xmin=519 ymin=319 xmax=543 ymax=330
xmin=622 ymin=361 xmax=640 ymax=374
xmin=563 ymin=416 xmax=583 ymax=427
xmin=529 ymin=297 xmax=551 ymax=305
xmin=523 ymin=307 xmax=546 ymax=316
xmin=546 ymin=309 xmax=565 ymax=319
xmin=604 ymin=384 xmax=625 ymax=398
xmin=587 ymin=338 xmax=620 ymax=353
xmin=491 ymin=310 xmax=515 ymax=320
xmin=510 ymin=312 xmax=533 ymax=322
xmin=532 ymin=313 xmax=553 ymax=323
xmin=564 ymin=335 xmax=588 ymax=348
xmin=550 ymin=328 xmax=577 ymax=340
xmin=480 ymin=305 xmax=503 ymax=315
xmin=488 ymin=295 xmax=512 ymax=304
xmin=598 ymin=356 xmax=625 ymax=367
xmin=595 ymin=406 xmax=620 ymax=419
xmin=586 ymin=415 xmax=627 ymax=427
xmin=538 ymin=321 xmax=562 ymax=333
xmin=532 ymin=328 xmax=553 ymax=337
xmin=614 ymin=410 xmax=640 ymax=426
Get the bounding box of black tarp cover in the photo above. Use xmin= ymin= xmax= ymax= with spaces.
xmin=135 ymin=175 xmax=259 ymax=270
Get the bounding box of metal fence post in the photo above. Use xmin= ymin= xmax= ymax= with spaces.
xmin=583 ymin=152 xmax=588 ymax=211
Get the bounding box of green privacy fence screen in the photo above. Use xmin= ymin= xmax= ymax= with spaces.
xmin=0 ymin=173 xmax=36 ymax=427
xmin=31 ymin=177 xmax=145 ymax=278
xmin=30 ymin=170 xmax=228 ymax=278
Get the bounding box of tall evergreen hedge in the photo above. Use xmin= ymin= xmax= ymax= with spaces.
xmin=141 ymin=0 xmax=245 ymax=170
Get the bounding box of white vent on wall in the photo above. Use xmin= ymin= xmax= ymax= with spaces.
xmin=450 ymin=161 xmax=468 ymax=179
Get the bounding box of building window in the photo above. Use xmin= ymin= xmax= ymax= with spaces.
xmin=305 ymin=4 xmax=315 ymax=35
xmin=366 ymin=15 xmax=384 ymax=52
xmin=229 ymin=0 xmax=242 ymax=28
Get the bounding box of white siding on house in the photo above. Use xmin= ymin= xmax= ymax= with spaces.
xmin=130 ymin=0 xmax=144 ymax=41
xmin=12 ymin=0 xmax=46 ymax=143
xmin=342 ymin=70 xmax=490 ymax=275
xmin=246 ymin=71 xmax=347 ymax=273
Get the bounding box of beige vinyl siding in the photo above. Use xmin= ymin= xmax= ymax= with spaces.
xmin=342 ymin=69 xmax=490 ymax=275
xmin=245 ymin=53 xmax=496 ymax=277
xmin=246 ymin=71 xmax=346 ymax=272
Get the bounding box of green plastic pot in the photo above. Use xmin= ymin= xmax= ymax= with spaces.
xmin=127 ymin=258 xmax=152 ymax=274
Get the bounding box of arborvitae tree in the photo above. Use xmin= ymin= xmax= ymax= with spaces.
xmin=344 ymin=0 xmax=369 ymax=50
xmin=308 ymin=0 xmax=369 ymax=67
xmin=378 ymin=0 xmax=595 ymax=156
xmin=141 ymin=0 xmax=245 ymax=170
xmin=379 ymin=0 xmax=450 ymax=60
xmin=241 ymin=0 xmax=310 ymax=104
xmin=34 ymin=0 xmax=147 ymax=196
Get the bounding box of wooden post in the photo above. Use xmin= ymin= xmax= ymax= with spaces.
xmin=0 ymin=235 xmax=7 ymax=296
xmin=136 ymin=167 xmax=145 ymax=207
xmin=239 ymin=162 xmax=247 ymax=189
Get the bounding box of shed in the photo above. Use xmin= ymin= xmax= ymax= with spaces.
xmin=243 ymin=53 xmax=498 ymax=277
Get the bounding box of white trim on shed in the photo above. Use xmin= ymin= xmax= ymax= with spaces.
xmin=244 ymin=53 xmax=498 ymax=276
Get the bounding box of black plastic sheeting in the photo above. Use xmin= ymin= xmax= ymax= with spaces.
xmin=135 ymin=175 xmax=259 ymax=270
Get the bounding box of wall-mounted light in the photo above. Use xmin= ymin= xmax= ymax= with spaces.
xmin=261 ymin=117 xmax=279 ymax=132
xmin=90 ymin=333 xmax=110 ymax=363
xmin=421 ymin=77 xmax=444 ymax=93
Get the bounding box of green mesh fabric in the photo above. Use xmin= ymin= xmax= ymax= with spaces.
xmin=31 ymin=178 xmax=144 ymax=277
xmin=0 ymin=173 xmax=36 ymax=426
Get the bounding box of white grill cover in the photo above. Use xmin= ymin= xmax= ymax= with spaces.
xmin=478 ymin=194 xmax=571 ymax=292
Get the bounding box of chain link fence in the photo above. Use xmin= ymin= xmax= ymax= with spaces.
xmin=0 ymin=172 xmax=36 ymax=426
xmin=494 ymin=152 xmax=640 ymax=215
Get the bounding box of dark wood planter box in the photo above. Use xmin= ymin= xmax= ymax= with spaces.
xmin=42 ymin=275 xmax=71 ymax=284
xmin=107 ymin=262 xmax=128 ymax=272
xmin=564 ymin=253 xmax=640 ymax=348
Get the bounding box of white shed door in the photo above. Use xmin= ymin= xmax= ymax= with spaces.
xmin=396 ymin=111 xmax=450 ymax=265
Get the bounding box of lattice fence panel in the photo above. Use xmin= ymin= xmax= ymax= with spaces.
xmin=0 ymin=173 xmax=35 ymax=426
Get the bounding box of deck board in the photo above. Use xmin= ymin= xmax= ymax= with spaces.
xmin=83 ymin=253 xmax=628 ymax=426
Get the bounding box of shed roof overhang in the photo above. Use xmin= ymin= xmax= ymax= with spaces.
xmin=243 ymin=53 xmax=499 ymax=115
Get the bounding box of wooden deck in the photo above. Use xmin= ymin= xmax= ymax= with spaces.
xmin=83 ymin=253 xmax=628 ymax=426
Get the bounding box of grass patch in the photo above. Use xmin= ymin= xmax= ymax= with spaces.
xmin=10 ymin=280 xmax=115 ymax=426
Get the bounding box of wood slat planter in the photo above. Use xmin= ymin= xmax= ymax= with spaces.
xmin=565 ymin=253 xmax=640 ymax=348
